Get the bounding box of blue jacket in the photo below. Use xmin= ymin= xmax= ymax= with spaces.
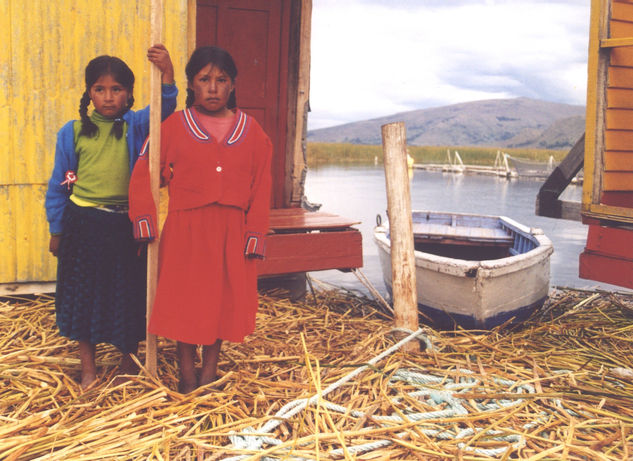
xmin=45 ymin=84 xmax=178 ymax=234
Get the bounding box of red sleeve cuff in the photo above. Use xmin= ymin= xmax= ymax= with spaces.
xmin=244 ymin=231 xmax=265 ymax=259
xmin=133 ymin=216 xmax=156 ymax=242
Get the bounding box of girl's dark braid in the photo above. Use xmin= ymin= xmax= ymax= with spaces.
xmin=186 ymin=88 xmax=195 ymax=108
xmin=78 ymin=91 xmax=98 ymax=138
xmin=111 ymin=95 xmax=134 ymax=139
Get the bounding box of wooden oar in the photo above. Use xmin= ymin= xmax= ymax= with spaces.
xmin=146 ymin=0 xmax=163 ymax=375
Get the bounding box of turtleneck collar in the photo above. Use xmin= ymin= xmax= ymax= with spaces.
xmin=91 ymin=111 xmax=124 ymax=123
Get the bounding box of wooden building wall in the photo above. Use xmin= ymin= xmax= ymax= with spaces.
xmin=584 ymin=0 xmax=633 ymax=221
xmin=0 ymin=0 xmax=191 ymax=293
xmin=581 ymin=0 xmax=633 ymax=288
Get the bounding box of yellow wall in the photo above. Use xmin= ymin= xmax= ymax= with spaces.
xmin=0 ymin=0 xmax=190 ymax=288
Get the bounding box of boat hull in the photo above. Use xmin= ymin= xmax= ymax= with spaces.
xmin=374 ymin=211 xmax=553 ymax=329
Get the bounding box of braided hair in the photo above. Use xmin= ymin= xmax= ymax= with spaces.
xmin=185 ymin=46 xmax=237 ymax=108
xmin=79 ymin=56 xmax=135 ymax=139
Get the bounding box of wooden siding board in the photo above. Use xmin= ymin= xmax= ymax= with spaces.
xmin=605 ymin=129 xmax=633 ymax=149
xmin=607 ymin=87 xmax=633 ymax=107
xmin=609 ymin=46 xmax=633 ymax=66
xmin=612 ymin=2 xmax=633 ymax=22
xmin=580 ymin=250 xmax=633 ymax=288
xmin=605 ymin=107 xmax=633 ymax=127
xmin=580 ymin=224 xmax=633 ymax=288
xmin=607 ymin=66 xmax=633 ymax=87
xmin=604 ymin=151 xmax=633 ymax=170
xmin=610 ymin=20 xmax=633 ymax=37
xmin=602 ymin=171 xmax=633 ymax=189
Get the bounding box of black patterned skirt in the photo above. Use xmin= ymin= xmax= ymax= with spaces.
xmin=55 ymin=202 xmax=147 ymax=353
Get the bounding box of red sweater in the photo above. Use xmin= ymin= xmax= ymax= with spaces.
xmin=128 ymin=108 xmax=273 ymax=257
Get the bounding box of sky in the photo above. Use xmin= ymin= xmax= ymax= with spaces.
xmin=308 ymin=0 xmax=591 ymax=130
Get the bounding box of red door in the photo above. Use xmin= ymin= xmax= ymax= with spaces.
xmin=196 ymin=0 xmax=290 ymax=208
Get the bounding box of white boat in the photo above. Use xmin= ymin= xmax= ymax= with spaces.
xmin=373 ymin=210 xmax=554 ymax=329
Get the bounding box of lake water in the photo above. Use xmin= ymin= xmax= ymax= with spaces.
xmin=304 ymin=164 xmax=629 ymax=296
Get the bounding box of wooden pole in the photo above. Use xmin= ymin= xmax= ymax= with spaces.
xmin=146 ymin=0 xmax=163 ymax=375
xmin=381 ymin=122 xmax=419 ymax=352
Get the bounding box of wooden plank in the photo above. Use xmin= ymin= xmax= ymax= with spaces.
xmin=601 ymin=190 xmax=633 ymax=207
xmin=585 ymin=222 xmax=633 ymax=259
xmin=584 ymin=203 xmax=633 ymax=222
xmin=608 ymin=67 xmax=633 ymax=88
xmin=603 ymin=171 xmax=633 ymax=190
xmin=605 ymin=129 xmax=633 ymax=150
xmin=536 ymin=134 xmax=584 ymax=220
xmin=411 ymin=223 xmax=513 ymax=243
xmin=601 ymin=37 xmax=633 ymax=47
xmin=269 ymin=208 xmax=360 ymax=231
xmin=610 ymin=46 xmax=633 ymax=66
xmin=580 ymin=224 xmax=633 ymax=288
xmin=610 ymin=20 xmax=633 ymax=38
xmin=580 ymin=250 xmax=633 ymax=289
xmin=606 ymin=107 xmax=633 ymax=128
xmin=560 ymin=201 xmax=582 ymax=221
xmin=257 ymin=230 xmax=362 ymax=276
xmin=0 ymin=282 xmax=56 ymax=297
xmin=605 ymin=151 xmax=633 ymax=170
xmin=607 ymin=87 xmax=633 ymax=108
xmin=612 ymin=2 xmax=633 ymax=22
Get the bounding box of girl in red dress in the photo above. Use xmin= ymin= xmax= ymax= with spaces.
xmin=129 ymin=46 xmax=272 ymax=393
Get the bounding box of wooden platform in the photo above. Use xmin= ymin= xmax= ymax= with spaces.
xmin=257 ymin=208 xmax=363 ymax=276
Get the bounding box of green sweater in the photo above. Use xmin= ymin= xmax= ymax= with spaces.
xmin=71 ymin=112 xmax=130 ymax=206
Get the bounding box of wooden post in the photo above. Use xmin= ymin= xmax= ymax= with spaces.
xmin=146 ymin=0 xmax=163 ymax=375
xmin=381 ymin=122 xmax=419 ymax=352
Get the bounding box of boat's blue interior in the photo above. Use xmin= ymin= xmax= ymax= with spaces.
xmin=498 ymin=221 xmax=539 ymax=256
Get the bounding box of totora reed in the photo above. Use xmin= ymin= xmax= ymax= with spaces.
xmin=1 ymin=283 xmax=633 ymax=460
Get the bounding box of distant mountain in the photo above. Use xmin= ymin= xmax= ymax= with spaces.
xmin=307 ymin=97 xmax=586 ymax=150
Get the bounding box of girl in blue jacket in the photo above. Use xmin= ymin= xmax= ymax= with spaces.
xmin=45 ymin=44 xmax=177 ymax=389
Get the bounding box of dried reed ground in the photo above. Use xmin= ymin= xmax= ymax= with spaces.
xmin=1 ymin=286 xmax=633 ymax=460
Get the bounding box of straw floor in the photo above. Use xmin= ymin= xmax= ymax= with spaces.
xmin=1 ymin=284 xmax=633 ymax=460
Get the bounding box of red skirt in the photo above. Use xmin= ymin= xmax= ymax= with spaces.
xmin=148 ymin=203 xmax=259 ymax=345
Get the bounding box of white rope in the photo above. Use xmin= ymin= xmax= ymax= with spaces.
xmin=222 ymin=327 xmax=429 ymax=460
xmin=221 ymin=361 xmax=562 ymax=460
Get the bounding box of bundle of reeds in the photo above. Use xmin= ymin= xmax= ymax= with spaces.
xmin=1 ymin=286 xmax=632 ymax=460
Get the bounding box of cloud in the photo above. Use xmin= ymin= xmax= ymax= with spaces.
xmin=308 ymin=0 xmax=590 ymax=130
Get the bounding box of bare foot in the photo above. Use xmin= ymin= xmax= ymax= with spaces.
xmin=198 ymin=371 xmax=217 ymax=388
xmin=178 ymin=379 xmax=198 ymax=394
xmin=81 ymin=372 xmax=98 ymax=390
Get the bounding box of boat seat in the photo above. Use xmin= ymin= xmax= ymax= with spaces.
xmin=257 ymin=207 xmax=363 ymax=276
xmin=412 ymin=222 xmax=514 ymax=247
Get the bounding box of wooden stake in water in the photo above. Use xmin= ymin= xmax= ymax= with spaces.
xmin=381 ymin=122 xmax=419 ymax=352
xmin=146 ymin=0 xmax=163 ymax=375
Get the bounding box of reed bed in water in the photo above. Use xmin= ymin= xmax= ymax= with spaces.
xmin=1 ymin=287 xmax=632 ymax=460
